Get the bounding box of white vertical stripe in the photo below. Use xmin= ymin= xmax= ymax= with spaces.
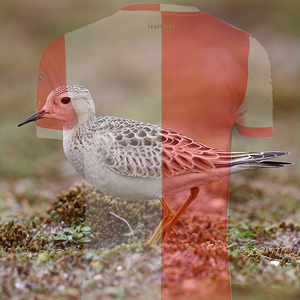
xmin=65 ymin=10 xmax=162 ymax=125
xmin=160 ymin=4 xmax=199 ymax=12
xmin=236 ymin=35 xmax=273 ymax=129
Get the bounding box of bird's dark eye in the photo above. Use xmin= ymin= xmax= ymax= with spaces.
xmin=61 ymin=97 xmax=71 ymax=104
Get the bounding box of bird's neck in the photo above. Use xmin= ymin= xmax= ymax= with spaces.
xmin=62 ymin=114 xmax=96 ymax=132
xmin=77 ymin=113 xmax=96 ymax=125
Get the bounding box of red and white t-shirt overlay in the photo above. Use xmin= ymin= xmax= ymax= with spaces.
xmin=35 ymin=4 xmax=273 ymax=300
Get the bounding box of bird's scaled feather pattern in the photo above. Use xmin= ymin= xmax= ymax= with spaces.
xmin=94 ymin=116 xmax=162 ymax=178
xmin=84 ymin=116 xmax=289 ymax=179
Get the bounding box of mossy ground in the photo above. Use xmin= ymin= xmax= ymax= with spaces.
xmin=0 ymin=172 xmax=299 ymax=300
xmin=0 ymin=183 xmax=162 ymax=300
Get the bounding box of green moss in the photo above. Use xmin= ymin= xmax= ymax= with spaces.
xmin=0 ymin=179 xmax=299 ymax=300
xmin=0 ymin=183 xmax=161 ymax=257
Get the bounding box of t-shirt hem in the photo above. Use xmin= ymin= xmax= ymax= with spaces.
xmin=235 ymin=124 xmax=273 ymax=137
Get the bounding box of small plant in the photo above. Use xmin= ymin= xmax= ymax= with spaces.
xmin=53 ymin=225 xmax=93 ymax=245
xmin=229 ymin=242 xmax=238 ymax=251
xmin=229 ymin=227 xmax=256 ymax=239
xmin=5 ymin=219 xmax=14 ymax=234
xmin=246 ymin=240 xmax=256 ymax=251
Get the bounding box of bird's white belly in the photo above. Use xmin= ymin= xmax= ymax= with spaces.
xmin=92 ymin=167 xmax=162 ymax=201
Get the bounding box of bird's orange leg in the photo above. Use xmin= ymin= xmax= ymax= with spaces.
xmin=147 ymin=197 xmax=174 ymax=245
xmin=161 ymin=197 xmax=174 ymax=228
xmin=161 ymin=187 xmax=200 ymax=243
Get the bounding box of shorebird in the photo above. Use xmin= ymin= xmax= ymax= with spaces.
xmin=18 ymin=85 xmax=291 ymax=244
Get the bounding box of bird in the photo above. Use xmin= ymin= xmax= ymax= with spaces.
xmin=18 ymin=85 xmax=291 ymax=244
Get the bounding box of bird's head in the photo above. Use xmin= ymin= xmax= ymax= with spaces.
xmin=18 ymin=85 xmax=96 ymax=130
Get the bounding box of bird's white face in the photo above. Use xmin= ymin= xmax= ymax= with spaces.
xmin=18 ymin=85 xmax=96 ymax=130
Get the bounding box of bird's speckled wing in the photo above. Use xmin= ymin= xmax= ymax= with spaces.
xmin=96 ymin=116 xmax=223 ymax=178
xmin=93 ymin=116 xmax=290 ymax=179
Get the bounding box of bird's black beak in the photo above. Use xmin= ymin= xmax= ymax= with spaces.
xmin=18 ymin=110 xmax=46 ymax=127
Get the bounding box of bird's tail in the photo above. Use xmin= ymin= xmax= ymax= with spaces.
xmin=215 ymin=151 xmax=292 ymax=174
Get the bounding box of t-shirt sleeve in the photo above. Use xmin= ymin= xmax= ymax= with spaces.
xmin=235 ymin=36 xmax=273 ymax=137
xmin=35 ymin=35 xmax=66 ymax=139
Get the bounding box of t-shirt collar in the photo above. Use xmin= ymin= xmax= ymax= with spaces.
xmin=121 ymin=4 xmax=200 ymax=12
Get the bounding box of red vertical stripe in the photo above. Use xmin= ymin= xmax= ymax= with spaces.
xmin=161 ymin=11 xmax=249 ymax=300
xmin=122 ymin=4 xmax=160 ymax=11
xmin=36 ymin=35 xmax=66 ymax=130
xmin=161 ymin=12 xmax=249 ymax=148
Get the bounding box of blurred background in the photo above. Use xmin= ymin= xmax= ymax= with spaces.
xmin=0 ymin=0 xmax=299 ymax=224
